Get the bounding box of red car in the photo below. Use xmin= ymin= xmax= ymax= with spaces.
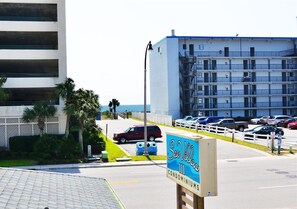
xmin=278 ymin=118 xmax=297 ymax=128
xmin=113 ymin=124 xmax=162 ymax=143
xmin=287 ymin=121 xmax=297 ymax=129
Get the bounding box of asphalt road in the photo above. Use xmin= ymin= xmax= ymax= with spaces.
xmin=53 ymin=155 xmax=297 ymax=209
xmin=49 ymin=118 xmax=297 ymax=209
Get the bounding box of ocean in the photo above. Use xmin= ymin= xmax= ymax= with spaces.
xmin=101 ymin=104 xmax=150 ymax=112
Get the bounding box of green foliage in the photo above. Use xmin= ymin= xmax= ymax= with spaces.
xmin=83 ymin=120 xmax=105 ymax=154
xmin=108 ymin=98 xmax=120 ymax=119
xmin=22 ymin=101 xmax=57 ymax=134
xmin=9 ymin=135 xmax=40 ymax=153
xmin=58 ymin=136 xmax=82 ymax=159
xmin=0 ymin=76 xmax=9 ymax=101
xmin=34 ymin=134 xmax=61 ymax=159
xmin=33 ymin=134 xmax=83 ymax=163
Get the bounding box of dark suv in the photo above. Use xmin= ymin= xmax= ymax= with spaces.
xmin=113 ymin=124 xmax=162 ymax=144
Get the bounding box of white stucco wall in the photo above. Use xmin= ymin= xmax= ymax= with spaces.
xmin=0 ymin=0 xmax=67 ymax=142
xmin=150 ymin=38 xmax=180 ymax=119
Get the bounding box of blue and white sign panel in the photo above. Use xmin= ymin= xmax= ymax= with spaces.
xmin=166 ymin=132 xmax=217 ymax=197
xmin=167 ymin=133 xmax=200 ymax=182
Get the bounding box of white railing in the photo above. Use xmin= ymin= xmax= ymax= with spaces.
xmin=174 ymin=121 xmax=296 ymax=151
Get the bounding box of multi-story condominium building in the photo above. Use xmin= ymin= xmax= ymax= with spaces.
xmin=0 ymin=0 xmax=67 ymax=148
xmin=150 ymin=33 xmax=297 ymax=119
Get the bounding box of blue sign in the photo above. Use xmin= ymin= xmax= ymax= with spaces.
xmin=167 ymin=133 xmax=200 ymax=183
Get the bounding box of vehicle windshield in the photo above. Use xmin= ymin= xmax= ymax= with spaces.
xmin=252 ymin=126 xmax=263 ymax=131
xmin=124 ymin=127 xmax=132 ymax=133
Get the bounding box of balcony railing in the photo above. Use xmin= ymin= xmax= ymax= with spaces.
xmin=193 ymin=89 xmax=296 ymax=97
xmin=193 ymin=101 xmax=297 ymax=110
xmin=183 ymin=48 xmax=296 ymax=58
xmin=191 ymin=63 xmax=297 ymax=70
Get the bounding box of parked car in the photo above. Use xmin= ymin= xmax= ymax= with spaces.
xmin=208 ymin=118 xmax=249 ymax=132
xmin=184 ymin=116 xmax=207 ymax=128
xmin=267 ymin=115 xmax=292 ymax=126
xmin=256 ymin=116 xmax=271 ymax=125
xmin=196 ymin=116 xmax=225 ymax=126
xmin=250 ymin=117 xmax=262 ymax=124
xmin=175 ymin=115 xmax=193 ymax=126
xmin=278 ymin=118 xmax=297 ymax=128
xmin=244 ymin=125 xmax=284 ymax=140
xmin=113 ymin=124 xmax=162 ymax=143
xmin=287 ymin=121 xmax=297 ymax=129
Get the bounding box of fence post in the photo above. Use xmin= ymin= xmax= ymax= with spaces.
xmin=232 ymin=129 xmax=235 ymax=142
xmin=271 ymin=132 xmax=275 ymax=153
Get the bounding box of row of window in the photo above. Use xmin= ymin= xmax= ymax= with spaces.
xmin=0 ymin=32 xmax=58 ymax=49
xmin=0 ymin=3 xmax=57 ymax=22
xmin=0 ymin=59 xmax=58 ymax=77
xmin=0 ymin=88 xmax=59 ymax=106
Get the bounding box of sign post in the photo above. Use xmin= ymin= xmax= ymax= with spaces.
xmin=166 ymin=132 xmax=217 ymax=209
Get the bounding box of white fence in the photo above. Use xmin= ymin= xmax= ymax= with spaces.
xmin=0 ymin=117 xmax=59 ymax=149
xmin=175 ymin=122 xmax=296 ymax=151
xmin=132 ymin=112 xmax=172 ymax=126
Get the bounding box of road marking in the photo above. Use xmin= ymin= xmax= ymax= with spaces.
xmin=259 ymin=184 xmax=297 ymax=189
xmin=110 ymin=180 xmax=140 ymax=185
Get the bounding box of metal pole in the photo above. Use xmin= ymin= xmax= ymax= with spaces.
xmin=143 ymin=41 xmax=153 ymax=156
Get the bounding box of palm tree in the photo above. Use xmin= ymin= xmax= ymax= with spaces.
xmin=22 ymin=101 xmax=57 ymax=135
xmin=0 ymin=76 xmax=9 ymax=102
xmin=55 ymin=78 xmax=76 ymax=137
xmin=74 ymin=88 xmax=100 ymax=151
xmin=108 ymin=98 xmax=120 ymax=119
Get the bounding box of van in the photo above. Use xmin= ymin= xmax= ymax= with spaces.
xmin=196 ymin=116 xmax=225 ymax=125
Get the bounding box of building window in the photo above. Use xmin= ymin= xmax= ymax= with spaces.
xmin=224 ymin=47 xmax=229 ymax=57
xmin=0 ymin=88 xmax=59 ymax=106
xmin=0 ymin=59 xmax=59 ymax=77
xmin=0 ymin=3 xmax=57 ymax=22
xmin=189 ymin=44 xmax=194 ymax=56
xmin=0 ymin=31 xmax=58 ymax=50
xmin=183 ymin=44 xmax=186 ymax=50
xmin=250 ymin=47 xmax=255 ymax=57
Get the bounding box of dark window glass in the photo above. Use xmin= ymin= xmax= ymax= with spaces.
xmin=0 ymin=88 xmax=59 ymax=106
xmin=189 ymin=44 xmax=194 ymax=56
xmin=0 ymin=59 xmax=58 ymax=77
xmin=0 ymin=3 xmax=57 ymax=21
xmin=0 ymin=32 xmax=58 ymax=49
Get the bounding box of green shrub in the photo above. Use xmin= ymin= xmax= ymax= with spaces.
xmin=58 ymin=136 xmax=82 ymax=159
xmin=9 ymin=135 xmax=40 ymax=153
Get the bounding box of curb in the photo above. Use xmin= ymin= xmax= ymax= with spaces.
xmin=13 ymin=160 xmax=167 ymax=171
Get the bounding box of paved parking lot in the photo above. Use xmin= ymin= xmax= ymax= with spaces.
xmin=96 ymin=118 xmax=296 ymax=157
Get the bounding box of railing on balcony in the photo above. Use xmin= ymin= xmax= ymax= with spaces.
xmin=192 ymin=101 xmax=296 ymax=110
xmin=191 ymin=63 xmax=297 ymax=70
xmin=192 ymin=89 xmax=296 ymax=97
xmin=183 ymin=48 xmax=296 ymax=58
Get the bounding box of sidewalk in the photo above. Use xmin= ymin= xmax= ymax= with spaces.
xmin=14 ymin=160 xmax=167 ymax=171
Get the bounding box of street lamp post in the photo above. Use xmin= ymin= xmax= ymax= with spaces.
xmin=143 ymin=41 xmax=153 ymax=155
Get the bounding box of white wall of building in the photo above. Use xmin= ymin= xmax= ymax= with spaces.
xmin=0 ymin=0 xmax=67 ymax=147
xmin=150 ymin=38 xmax=180 ymax=119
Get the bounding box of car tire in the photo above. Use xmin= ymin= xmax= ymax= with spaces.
xmin=148 ymin=136 xmax=155 ymax=141
xmin=238 ymin=126 xmax=244 ymax=132
xmin=119 ymin=137 xmax=126 ymax=144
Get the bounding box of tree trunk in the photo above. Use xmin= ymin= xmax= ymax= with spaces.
xmin=65 ymin=115 xmax=70 ymax=137
xmin=78 ymin=122 xmax=84 ymax=152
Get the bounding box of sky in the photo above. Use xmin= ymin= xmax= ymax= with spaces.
xmin=65 ymin=0 xmax=297 ymax=105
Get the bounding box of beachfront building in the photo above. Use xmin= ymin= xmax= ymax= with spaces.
xmin=149 ymin=32 xmax=297 ymax=119
xmin=0 ymin=0 xmax=67 ymax=148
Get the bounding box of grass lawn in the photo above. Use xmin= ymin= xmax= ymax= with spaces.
xmin=0 ymin=160 xmax=38 ymax=167
xmin=101 ymin=133 xmax=167 ymax=162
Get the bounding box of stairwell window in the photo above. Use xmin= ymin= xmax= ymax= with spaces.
xmin=189 ymin=44 xmax=194 ymax=56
